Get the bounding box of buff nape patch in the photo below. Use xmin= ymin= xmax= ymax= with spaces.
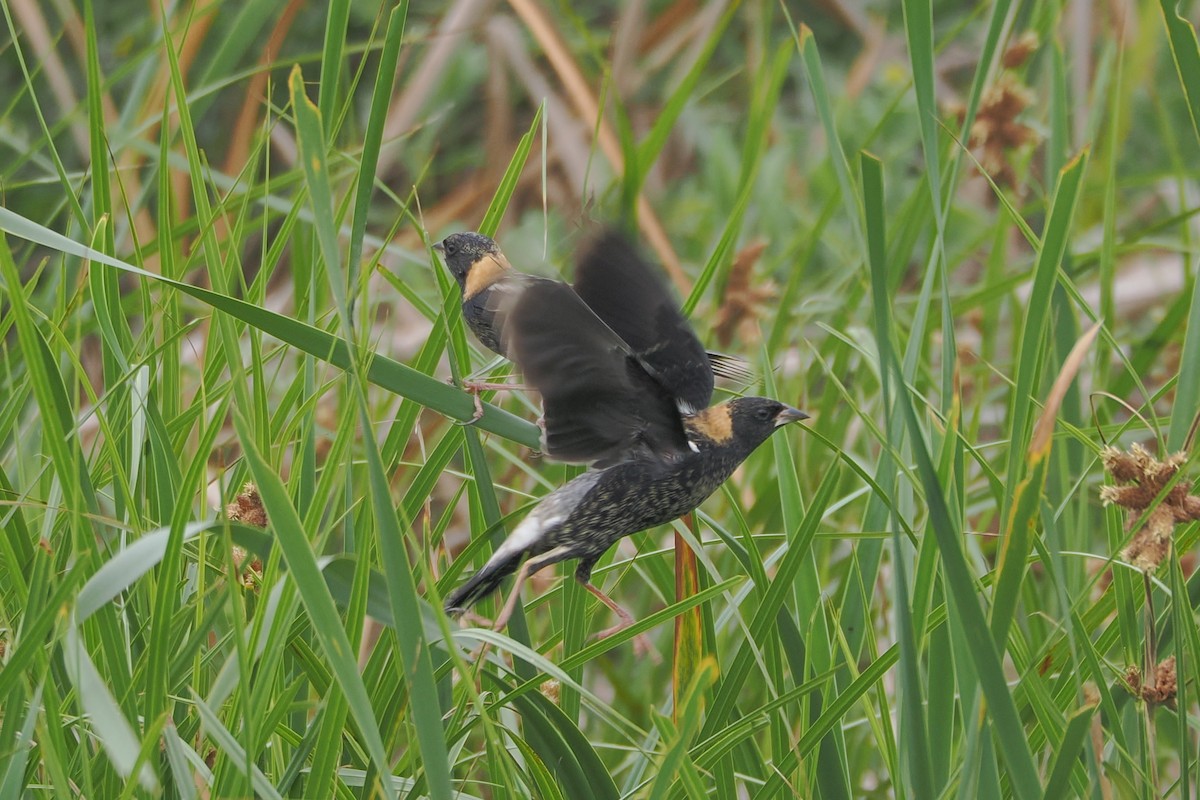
xmin=464 ymin=252 xmax=513 ymax=300
xmin=689 ymin=404 xmax=734 ymax=443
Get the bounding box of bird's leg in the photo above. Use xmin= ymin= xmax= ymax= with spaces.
xmin=491 ymin=558 xmax=539 ymax=632
xmin=459 ymin=609 xmax=495 ymax=628
xmin=581 ymin=580 xmax=660 ymax=661
xmin=463 ymin=360 xmax=526 ymax=396
xmin=457 ymin=379 xmax=528 ymax=424
xmin=460 ymin=550 xmax=569 ymax=665
xmin=466 ymin=385 xmax=486 ymax=423
xmin=456 ymin=560 xmax=536 ymax=665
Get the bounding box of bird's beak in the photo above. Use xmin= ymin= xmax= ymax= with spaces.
xmin=432 ymin=241 xmax=445 ymax=254
xmin=774 ymin=406 xmax=810 ymax=427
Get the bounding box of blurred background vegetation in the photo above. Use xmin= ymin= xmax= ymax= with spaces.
xmin=2 ymin=0 xmax=1200 ymax=797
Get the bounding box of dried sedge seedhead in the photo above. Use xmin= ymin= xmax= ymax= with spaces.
xmin=540 ymin=679 xmax=561 ymax=705
xmin=226 ymin=482 xmax=266 ymax=589
xmin=1100 ymin=445 xmax=1141 ymax=482
xmin=1150 ymin=656 xmax=1178 ymax=709
xmin=1002 ymin=31 xmax=1040 ymax=69
xmin=1120 ymin=507 xmax=1174 ymax=572
xmin=967 ymin=73 xmax=1038 ymax=189
xmin=713 ymin=241 xmax=775 ymax=348
xmin=1127 ymin=657 xmax=1178 ymax=709
xmin=230 ymin=545 xmax=263 ymax=590
xmin=1124 ymin=664 xmax=1141 ymax=693
xmin=226 ymin=482 xmax=268 ymax=528
xmin=1102 ymin=443 xmax=1200 ymax=572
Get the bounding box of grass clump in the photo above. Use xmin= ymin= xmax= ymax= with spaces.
xmin=1 ymin=1 xmax=1199 ymax=797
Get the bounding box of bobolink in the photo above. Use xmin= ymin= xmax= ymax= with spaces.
xmin=442 ymin=230 xmax=806 ymax=639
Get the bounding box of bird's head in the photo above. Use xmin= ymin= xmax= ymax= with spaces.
xmin=433 ymin=232 xmax=512 ymax=298
xmin=687 ymin=397 xmax=808 ymax=455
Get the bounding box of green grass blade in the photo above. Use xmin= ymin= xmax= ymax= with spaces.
xmin=290 ymin=66 xmax=353 ymax=337
xmin=0 ymin=683 xmax=42 ymax=798
xmin=794 ymin=25 xmax=864 ymax=251
xmin=0 ymin=234 xmax=99 ymax=515
xmin=1168 ymin=260 xmax=1200 ymax=449
xmin=648 ymin=659 xmax=718 ymax=800
xmin=895 ymin=389 xmax=1042 ymax=798
xmin=232 ymin=409 xmax=398 ymax=800
xmin=700 ymin=467 xmax=839 ymax=740
xmin=479 ymin=103 xmax=544 ymax=237
xmin=0 ymin=207 xmax=540 ymax=447
xmin=1002 ymin=152 xmax=1088 ymax=499
xmin=1157 ymin=0 xmax=1200 ymax=144
xmin=359 ymin=401 xmax=455 ymax=800
xmin=75 ymin=521 xmax=210 ymax=621
xmin=991 ymin=323 xmax=1101 ymax=648
xmin=347 ymin=2 xmax=409 ymax=282
xmin=901 ymin=0 xmax=942 ymax=233
xmin=316 ymin=0 xmax=350 ymax=129
xmin=862 ymin=151 xmax=934 ymax=795
xmin=62 ymin=624 xmax=159 ymax=793
xmin=1041 ymin=702 xmax=1097 ymax=799
xmin=990 ymin=152 xmax=1088 ymax=657
xmin=189 ymin=690 xmax=285 ymax=800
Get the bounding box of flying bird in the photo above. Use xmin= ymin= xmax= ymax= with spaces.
xmin=433 ymin=231 xmax=749 ymax=417
xmin=442 ymin=229 xmax=807 ymax=641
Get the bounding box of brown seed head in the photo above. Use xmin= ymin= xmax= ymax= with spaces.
xmin=713 ymin=241 xmax=774 ymax=348
xmin=226 ymin=483 xmax=268 ymax=528
xmin=1145 ymin=656 xmax=1178 ymax=709
xmin=1120 ymin=506 xmax=1174 ymax=571
xmin=968 ymin=72 xmax=1038 ymax=189
xmin=1103 ymin=443 xmax=1200 ymax=572
xmin=1002 ymin=31 xmax=1040 ymax=69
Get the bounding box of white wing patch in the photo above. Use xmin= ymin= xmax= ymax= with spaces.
xmin=490 ymin=509 xmax=564 ymax=565
xmin=481 ymin=470 xmax=601 ymax=568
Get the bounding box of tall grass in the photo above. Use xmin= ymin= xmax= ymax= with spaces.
xmin=1 ymin=1 xmax=1198 ymax=797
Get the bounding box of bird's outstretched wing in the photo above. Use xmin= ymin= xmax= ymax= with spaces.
xmin=498 ymin=279 xmax=690 ymax=466
xmin=572 ymin=230 xmax=714 ymax=414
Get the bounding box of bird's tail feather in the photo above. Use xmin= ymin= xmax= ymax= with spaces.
xmin=707 ymin=351 xmax=755 ymax=384
xmin=444 ymin=552 xmax=524 ymax=614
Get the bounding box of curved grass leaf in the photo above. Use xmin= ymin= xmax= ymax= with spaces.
xmin=233 ymin=409 xmax=397 ymax=800
xmin=479 ymin=103 xmax=544 ymax=237
xmin=991 ymin=322 xmax=1102 ymax=648
xmin=63 ymin=625 xmax=159 ymax=793
xmin=500 ymin=683 xmax=621 ymax=800
xmin=1002 ymin=151 xmax=1088 ymax=496
xmin=0 ymin=209 xmax=541 ymax=449
xmin=862 ymin=150 xmax=933 ymax=795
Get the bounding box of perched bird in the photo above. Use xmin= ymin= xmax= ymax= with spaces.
xmin=442 ymin=231 xmax=808 ymax=639
xmin=432 ymin=230 xmax=750 ymax=411
xmin=433 ymin=231 xmax=517 ymax=358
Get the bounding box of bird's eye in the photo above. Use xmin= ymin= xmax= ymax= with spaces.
xmin=755 ymin=406 xmax=773 ymax=422
xmin=444 ymin=240 xmax=458 ymax=256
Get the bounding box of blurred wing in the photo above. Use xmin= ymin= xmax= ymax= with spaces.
xmin=572 ymin=229 xmax=713 ymax=413
xmin=499 ymin=280 xmax=689 ymax=465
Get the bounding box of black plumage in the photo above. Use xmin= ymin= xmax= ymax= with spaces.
xmin=433 ymin=230 xmax=750 ymax=399
xmin=442 ymin=228 xmax=808 ymax=640
xmin=571 ymin=230 xmax=715 ymax=413
xmin=444 ymin=396 xmax=808 ymax=634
